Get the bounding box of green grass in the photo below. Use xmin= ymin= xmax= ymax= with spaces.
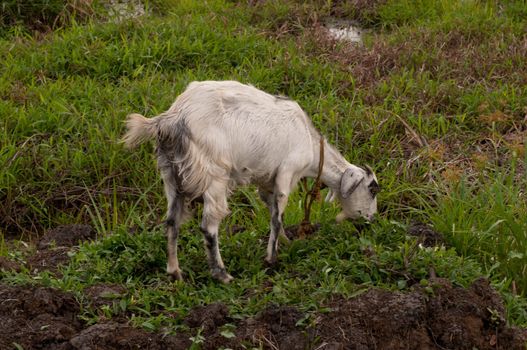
xmin=422 ymin=163 xmax=527 ymax=292
xmin=1 ymin=0 xmax=526 ymax=330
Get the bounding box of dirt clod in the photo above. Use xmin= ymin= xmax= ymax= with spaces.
xmin=184 ymin=302 xmax=230 ymax=334
xmin=0 ymin=256 xmax=21 ymax=272
xmin=285 ymin=222 xmax=321 ymax=240
xmin=38 ymin=224 xmax=96 ymax=249
xmin=315 ymin=278 xmax=527 ymax=350
xmin=27 ymin=246 xmax=71 ymax=274
xmin=69 ymin=322 xmax=190 ymax=350
xmin=25 ymin=224 xmax=96 ymax=276
xmin=242 ymin=305 xmax=311 ymax=349
xmin=0 ymin=284 xmax=191 ymax=350
xmin=407 ymin=221 xmax=447 ymax=247
xmin=0 ymin=284 xmax=83 ymax=350
xmin=84 ymin=283 xmax=127 ymax=309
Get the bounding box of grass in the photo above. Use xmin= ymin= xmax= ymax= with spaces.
xmin=1 ymin=0 xmax=526 ymax=331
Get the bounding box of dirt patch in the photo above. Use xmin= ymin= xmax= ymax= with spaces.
xmin=0 ymin=256 xmax=21 ymax=272
xmin=27 ymin=246 xmax=72 ymax=275
xmin=38 ymin=224 xmax=96 ymax=249
xmin=184 ymin=302 xmax=230 ymax=333
xmin=1 ymin=278 xmax=526 ymax=349
xmin=0 ymin=285 xmax=83 ymax=350
xmin=0 ymin=284 xmax=191 ymax=350
xmin=315 ymin=278 xmax=527 ymax=350
xmin=285 ymin=222 xmax=321 ymax=240
xmin=84 ymin=283 xmax=127 ymax=309
xmin=177 ymin=278 xmax=526 ymax=349
xmin=183 ymin=303 xmax=310 ymax=350
xmin=0 ymin=225 xmax=97 ymax=276
xmin=318 ymin=289 xmax=430 ymax=349
xmin=16 ymin=224 xmax=95 ymax=276
xmin=69 ymin=322 xmax=190 ymax=350
xmin=407 ymin=221 xmax=447 ymax=248
xmin=237 ymin=306 xmax=310 ymax=349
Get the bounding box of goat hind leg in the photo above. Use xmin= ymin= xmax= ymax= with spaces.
xmin=166 ymin=195 xmax=187 ymax=281
xmin=162 ymin=168 xmax=191 ymax=281
xmin=201 ymin=182 xmax=233 ymax=283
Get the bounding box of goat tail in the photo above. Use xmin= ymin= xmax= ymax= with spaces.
xmin=122 ymin=113 xmax=157 ymax=149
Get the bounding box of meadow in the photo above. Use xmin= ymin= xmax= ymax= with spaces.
xmin=1 ymin=0 xmax=526 ymax=348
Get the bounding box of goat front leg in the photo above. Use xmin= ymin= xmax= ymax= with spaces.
xmin=265 ymin=173 xmax=292 ymax=265
xmin=259 ymin=187 xmax=290 ymax=243
xmin=201 ymin=182 xmax=233 ymax=284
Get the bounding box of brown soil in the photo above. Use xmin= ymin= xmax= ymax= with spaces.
xmin=0 ymin=224 xmax=97 ymax=276
xmin=69 ymin=322 xmax=190 ymax=350
xmin=38 ymin=224 xmax=96 ymax=249
xmin=0 ymin=256 xmax=21 ymax=272
xmin=27 ymin=246 xmax=72 ymax=275
xmin=407 ymin=221 xmax=447 ymax=248
xmin=1 ymin=278 xmax=526 ymax=349
xmin=315 ymin=278 xmax=527 ymax=350
xmin=173 ymin=278 xmax=527 ymax=349
xmin=0 ymin=285 xmax=83 ymax=350
xmin=285 ymin=222 xmax=321 ymax=240
xmin=184 ymin=302 xmax=230 ymax=333
xmin=83 ymin=283 xmax=127 ymax=309
xmin=0 ymin=284 xmax=191 ymax=350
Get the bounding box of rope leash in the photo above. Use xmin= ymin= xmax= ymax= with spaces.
xmin=298 ymin=136 xmax=324 ymax=238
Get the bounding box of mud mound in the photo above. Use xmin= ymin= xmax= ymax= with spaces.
xmin=182 ymin=303 xmax=309 ymax=350
xmin=175 ymin=279 xmax=526 ymax=349
xmin=0 ymin=285 xmax=82 ymax=349
xmin=238 ymin=305 xmax=309 ymax=349
xmin=316 ymin=278 xmax=527 ymax=349
xmin=319 ymin=289 xmax=429 ymax=349
xmin=24 ymin=224 xmax=96 ymax=275
xmin=0 ymin=284 xmax=192 ymax=349
xmin=184 ymin=302 xmax=230 ymax=333
xmin=0 ymin=256 xmax=21 ymax=272
xmin=408 ymin=222 xmax=447 ymax=247
xmin=0 ymin=225 xmax=94 ymax=276
xmin=38 ymin=224 xmax=96 ymax=249
xmin=69 ymin=322 xmax=190 ymax=350
xmin=27 ymin=246 xmax=71 ymax=274
xmin=1 ymin=279 xmax=525 ymax=349
xmin=84 ymin=283 xmax=127 ymax=308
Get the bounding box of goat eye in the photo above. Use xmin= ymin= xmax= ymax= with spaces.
xmin=368 ymin=181 xmax=380 ymax=196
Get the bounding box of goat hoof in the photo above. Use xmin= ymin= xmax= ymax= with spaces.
xmin=212 ymin=268 xmax=234 ymax=284
xmin=219 ymin=274 xmax=234 ymax=284
xmin=264 ymin=259 xmax=279 ymax=276
xmin=168 ymin=270 xmax=184 ymax=282
xmin=264 ymin=256 xmax=278 ymax=267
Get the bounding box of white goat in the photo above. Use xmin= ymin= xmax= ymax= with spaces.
xmin=123 ymin=80 xmax=379 ymax=283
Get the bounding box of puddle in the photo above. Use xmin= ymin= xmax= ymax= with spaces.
xmin=325 ymin=20 xmax=363 ymax=43
xmin=106 ymin=0 xmax=146 ymax=22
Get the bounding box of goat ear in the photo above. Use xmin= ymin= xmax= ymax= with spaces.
xmin=363 ymin=165 xmax=374 ymax=176
xmin=340 ymin=168 xmax=363 ymax=199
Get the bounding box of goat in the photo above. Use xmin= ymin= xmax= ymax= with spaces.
xmin=122 ymin=80 xmax=379 ymax=283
